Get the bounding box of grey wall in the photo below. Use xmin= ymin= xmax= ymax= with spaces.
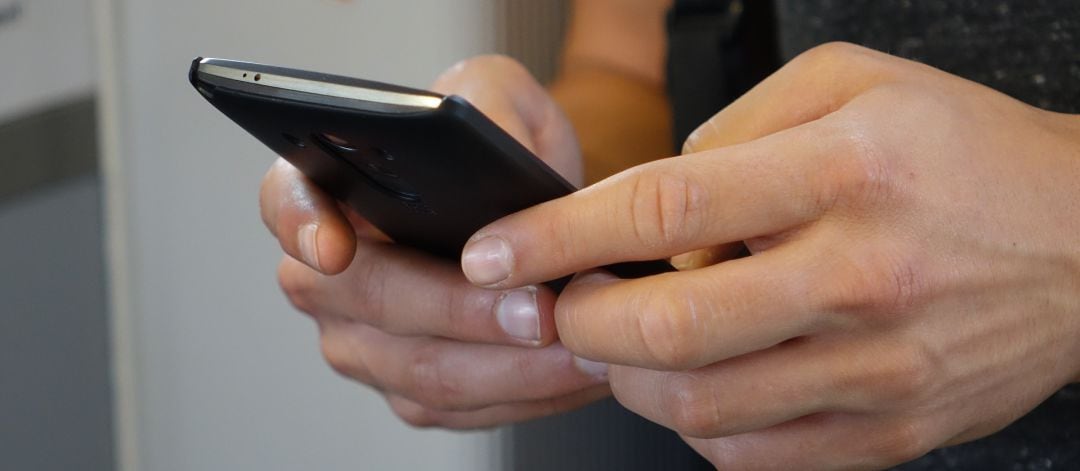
xmin=0 ymin=174 xmax=114 ymax=471
xmin=99 ymin=1 xmax=503 ymax=469
xmin=0 ymin=97 xmax=98 ymax=205
xmin=1 ymin=1 xmax=107 ymax=467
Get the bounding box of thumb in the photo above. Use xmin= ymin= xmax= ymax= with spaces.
xmin=683 ymin=42 xmax=898 ymax=154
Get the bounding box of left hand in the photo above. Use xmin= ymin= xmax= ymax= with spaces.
xmin=458 ymin=43 xmax=1080 ymax=468
xmin=268 ymin=55 xmax=607 ymax=430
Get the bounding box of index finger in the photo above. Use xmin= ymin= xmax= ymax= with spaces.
xmin=260 ymin=158 xmax=357 ymax=274
xmin=279 ymin=240 xmax=561 ymax=347
xmin=460 ymin=121 xmax=846 ymax=288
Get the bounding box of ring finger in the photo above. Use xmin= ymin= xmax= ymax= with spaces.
xmin=609 ymin=333 xmax=916 ymax=439
xmin=317 ymin=319 xmax=610 ymax=411
xmin=384 ymin=385 xmax=611 ymax=430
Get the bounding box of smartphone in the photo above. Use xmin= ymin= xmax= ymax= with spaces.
xmin=189 ymin=57 xmax=672 ymax=285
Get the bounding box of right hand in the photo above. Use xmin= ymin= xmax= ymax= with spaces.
xmin=261 ymin=55 xmax=609 ymax=429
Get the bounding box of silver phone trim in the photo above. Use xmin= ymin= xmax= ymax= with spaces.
xmin=197 ymin=59 xmax=443 ymax=110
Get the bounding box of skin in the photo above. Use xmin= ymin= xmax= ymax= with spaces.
xmin=267 ymin=56 xmax=610 ymax=428
xmin=261 ymin=1 xmax=1080 ymax=468
xmin=551 ymin=0 xmax=674 ymax=182
xmin=263 ymin=0 xmax=671 ymax=429
xmin=460 ymin=44 xmax=1080 ymax=468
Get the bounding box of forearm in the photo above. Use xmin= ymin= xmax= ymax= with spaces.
xmin=550 ymin=65 xmax=672 ymax=184
xmin=550 ymin=0 xmax=674 ymax=184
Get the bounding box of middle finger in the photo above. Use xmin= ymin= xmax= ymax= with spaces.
xmin=280 ymin=240 xmax=559 ymax=347
xmin=318 ymin=319 xmax=609 ymax=411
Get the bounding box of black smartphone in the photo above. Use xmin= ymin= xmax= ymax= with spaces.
xmin=189 ymin=57 xmax=672 ymax=285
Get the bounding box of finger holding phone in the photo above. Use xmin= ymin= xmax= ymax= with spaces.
xmin=260 ymin=56 xmax=610 ymax=428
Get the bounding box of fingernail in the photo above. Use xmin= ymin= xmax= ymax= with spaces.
xmin=462 ymin=236 xmax=512 ymax=285
xmin=572 ymin=270 xmax=618 ymax=286
xmin=573 ymin=356 xmax=609 ymax=380
xmin=298 ymin=223 xmax=322 ymax=271
xmin=670 ymin=253 xmax=694 ymax=271
xmin=495 ymin=287 xmax=541 ymax=343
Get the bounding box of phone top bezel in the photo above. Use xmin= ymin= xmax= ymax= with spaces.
xmin=191 ymin=57 xmax=445 ymax=114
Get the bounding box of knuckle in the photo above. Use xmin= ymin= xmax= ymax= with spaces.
xmin=662 ymin=374 xmax=722 ymax=438
xmin=869 ymin=341 xmax=940 ymax=407
xmin=794 ymin=41 xmax=867 ymax=72
xmin=825 ymin=120 xmax=894 ymax=208
xmin=825 ymin=244 xmax=927 ymax=316
xmin=870 ymin=419 xmax=933 ymax=465
xmin=438 ymin=290 xmax=465 ymax=337
xmin=407 ymin=344 xmax=464 ymax=409
xmin=462 ymin=54 xmax=526 ymax=73
xmin=348 ymin=251 xmax=392 ymax=327
xmin=780 ymin=42 xmax=876 ymax=120
xmin=547 ymin=218 xmax=580 ymax=270
xmin=436 ymin=285 xmax=478 ymax=340
xmin=534 ymin=397 xmax=567 ymax=421
xmin=319 ymin=333 xmax=368 ymax=383
xmin=436 ymin=54 xmax=527 ymax=87
xmin=626 ymin=169 xmax=708 ymax=250
xmin=873 ymin=249 xmax=926 ymax=312
xmin=475 ymin=54 xmax=529 ymax=74
xmin=388 ymin=398 xmax=440 ymax=429
xmin=635 ymin=292 xmax=705 ymax=369
xmin=509 ymin=350 xmax=540 ymax=389
xmin=258 ymin=159 xmax=292 ymax=236
xmin=278 ymin=258 xmax=315 ymax=315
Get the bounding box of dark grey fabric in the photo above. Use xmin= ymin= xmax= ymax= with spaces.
xmin=774 ymin=0 xmax=1080 ymax=113
xmin=511 ymin=399 xmax=713 ymax=470
xmin=666 ymin=0 xmax=779 ymax=145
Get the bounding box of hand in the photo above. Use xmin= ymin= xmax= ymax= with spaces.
xmin=459 ymin=43 xmax=1080 ymax=467
xmin=263 ymin=55 xmax=607 ymax=429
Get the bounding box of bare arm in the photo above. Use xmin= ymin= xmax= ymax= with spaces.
xmin=550 ymin=0 xmax=674 ymax=183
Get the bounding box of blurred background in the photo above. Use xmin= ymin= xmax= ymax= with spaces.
xmin=1 ymin=0 xmax=567 ymax=469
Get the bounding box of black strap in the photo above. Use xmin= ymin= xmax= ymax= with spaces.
xmin=666 ymin=0 xmax=781 ymax=148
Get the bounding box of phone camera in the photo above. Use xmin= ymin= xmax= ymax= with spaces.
xmin=319 ymin=132 xmax=358 ymax=152
xmin=282 ymin=133 xmax=306 ymax=148
xmin=312 ymin=132 xmax=420 ymax=202
xmin=365 ymin=162 xmax=398 ymax=178
xmin=374 ymin=147 xmax=395 ymax=161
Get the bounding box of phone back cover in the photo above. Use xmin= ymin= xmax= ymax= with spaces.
xmin=191 ymin=61 xmax=673 ymax=281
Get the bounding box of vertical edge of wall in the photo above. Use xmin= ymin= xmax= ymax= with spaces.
xmin=494 ymin=0 xmax=570 ymax=84
xmin=492 ymin=2 xmax=570 ymax=467
xmin=94 ymin=0 xmax=140 ymax=469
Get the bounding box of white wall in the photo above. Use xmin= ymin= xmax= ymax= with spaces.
xmin=97 ymin=1 xmax=502 ymax=470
